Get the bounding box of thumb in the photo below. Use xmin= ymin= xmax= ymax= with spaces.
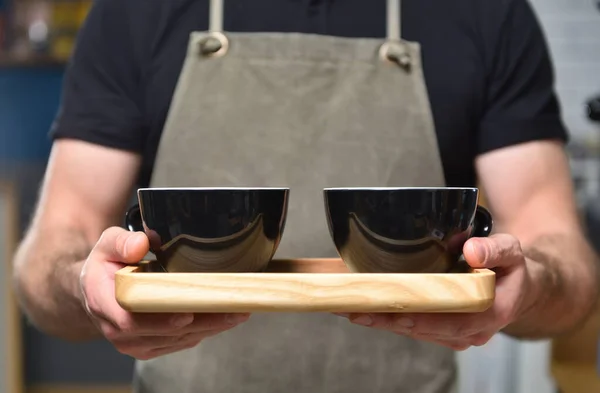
xmin=463 ymin=234 xmax=524 ymax=269
xmin=90 ymin=227 xmax=149 ymax=264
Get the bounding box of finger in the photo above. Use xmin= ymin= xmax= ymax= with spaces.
xmin=82 ymin=262 xmax=195 ymax=337
xmin=400 ymin=332 xmax=472 ymax=351
xmin=392 ymin=313 xmax=480 ymax=338
xmin=181 ymin=313 xmax=251 ymax=333
xmin=113 ymin=332 xmax=196 ymax=353
xmin=427 ymin=338 xmax=471 ymax=351
xmin=99 ymin=311 xmax=195 ymax=338
xmin=341 ymin=314 xmax=494 ymax=350
xmin=90 ymin=226 xmax=149 ymax=264
xmin=146 ymin=313 xmax=250 ymax=336
xmin=100 ymin=312 xmax=250 ymax=338
xmin=344 ymin=311 xmax=496 ymax=339
xmin=113 ymin=328 xmax=223 ymax=353
xmin=144 ymin=337 xmax=205 ymax=360
xmin=463 ymin=234 xmax=524 ymax=269
xmin=126 ymin=330 xmax=226 ymax=360
xmin=370 ymin=319 xmax=475 ymax=351
xmin=392 ymin=325 xmax=494 ymax=350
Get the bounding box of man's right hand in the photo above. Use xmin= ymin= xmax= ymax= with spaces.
xmin=79 ymin=227 xmax=250 ymax=360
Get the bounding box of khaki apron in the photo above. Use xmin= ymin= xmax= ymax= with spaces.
xmin=133 ymin=0 xmax=457 ymax=392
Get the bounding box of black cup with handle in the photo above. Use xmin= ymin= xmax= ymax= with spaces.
xmin=125 ymin=187 xmax=290 ymax=273
xmin=323 ymin=187 xmax=493 ymax=274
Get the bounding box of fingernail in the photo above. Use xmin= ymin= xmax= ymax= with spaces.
xmin=351 ymin=314 xmax=373 ymax=326
xmin=124 ymin=233 xmax=144 ymax=256
xmin=394 ymin=317 xmax=415 ymax=329
xmin=227 ymin=313 xmax=250 ymax=325
xmin=172 ymin=314 xmax=194 ymax=328
xmin=471 ymin=241 xmax=486 ymax=263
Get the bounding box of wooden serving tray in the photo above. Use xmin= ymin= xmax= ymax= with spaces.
xmin=115 ymin=258 xmax=495 ymax=313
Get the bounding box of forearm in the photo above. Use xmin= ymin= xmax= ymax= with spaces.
xmin=503 ymin=232 xmax=600 ymax=339
xmin=12 ymin=227 xmax=101 ymax=341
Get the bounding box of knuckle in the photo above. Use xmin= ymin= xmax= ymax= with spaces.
xmin=470 ymin=333 xmax=492 ymax=347
xmin=452 ymin=322 xmax=472 ymax=338
xmin=112 ymin=339 xmax=144 ymax=357
xmin=97 ymin=227 xmax=130 ymax=258
xmin=450 ymin=342 xmax=471 ymax=351
xmin=86 ymin=298 xmax=103 ymax=317
xmin=117 ymin=323 xmax=137 ymax=336
xmin=114 ymin=230 xmax=133 ymax=257
xmin=99 ymin=227 xmax=123 ymax=246
xmin=180 ymin=335 xmax=203 ymax=349
xmin=101 ymin=324 xmax=122 ymax=342
xmin=201 ymin=314 xmax=231 ymax=331
xmin=113 ymin=318 xmax=138 ymax=335
xmin=177 ymin=332 xmax=197 ymax=343
xmin=184 ymin=340 xmax=202 ymax=349
xmin=496 ymin=309 xmax=515 ymax=328
xmin=82 ymin=296 xmax=98 ymax=316
xmin=113 ymin=343 xmax=134 ymax=356
xmin=132 ymin=351 xmax=155 ymax=361
xmin=499 ymin=234 xmax=522 ymax=255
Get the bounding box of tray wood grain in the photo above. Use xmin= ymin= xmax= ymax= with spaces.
xmin=115 ymin=258 xmax=495 ymax=313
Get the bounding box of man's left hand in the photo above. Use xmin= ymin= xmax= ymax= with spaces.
xmin=335 ymin=234 xmax=536 ymax=350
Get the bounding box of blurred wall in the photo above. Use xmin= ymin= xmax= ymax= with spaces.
xmin=0 ymin=67 xmax=135 ymax=389
xmin=531 ymin=0 xmax=600 ymax=141
xmin=0 ymin=69 xmax=56 ymax=163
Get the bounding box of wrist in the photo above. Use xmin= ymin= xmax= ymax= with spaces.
xmin=56 ymin=259 xmax=102 ymax=340
xmin=24 ymin=257 xmax=100 ymax=341
xmin=504 ymin=241 xmax=595 ymax=338
xmin=516 ymin=257 xmax=553 ymax=324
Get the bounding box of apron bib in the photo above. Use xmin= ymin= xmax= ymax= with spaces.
xmin=133 ymin=1 xmax=456 ymax=392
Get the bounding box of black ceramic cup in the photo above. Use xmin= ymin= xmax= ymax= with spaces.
xmin=323 ymin=187 xmax=493 ymax=274
xmin=125 ymin=187 xmax=290 ymax=273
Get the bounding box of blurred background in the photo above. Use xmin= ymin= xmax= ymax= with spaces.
xmin=1 ymin=0 xmax=600 ymax=392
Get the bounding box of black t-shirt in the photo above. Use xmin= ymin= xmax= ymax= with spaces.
xmin=50 ymin=0 xmax=568 ymax=188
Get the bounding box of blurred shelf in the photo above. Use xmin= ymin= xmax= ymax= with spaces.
xmin=28 ymin=385 xmax=131 ymax=393
xmin=0 ymin=53 xmax=66 ymax=68
xmin=551 ymin=362 xmax=600 ymax=393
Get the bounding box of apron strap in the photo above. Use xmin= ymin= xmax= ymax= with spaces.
xmin=204 ymin=0 xmax=409 ymax=68
xmin=199 ymin=0 xmax=228 ymax=57
xmin=387 ymin=0 xmax=401 ymax=42
xmin=382 ymin=0 xmax=411 ymax=70
xmin=208 ymin=0 xmax=402 ymax=41
xmin=209 ymin=0 xmax=224 ymax=33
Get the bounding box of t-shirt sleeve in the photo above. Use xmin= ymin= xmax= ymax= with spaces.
xmin=477 ymin=0 xmax=569 ymax=154
xmin=49 ymin=0 xmax=144 ymax=153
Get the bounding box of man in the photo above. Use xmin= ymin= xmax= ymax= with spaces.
xmin=11 ymin=0 xmax=600 ymax=392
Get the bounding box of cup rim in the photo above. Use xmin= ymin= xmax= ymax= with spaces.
xmin=323 ymin=187 xmax=478 ymax=191
xmin=138 ymin=187 xmax=290 ymax=191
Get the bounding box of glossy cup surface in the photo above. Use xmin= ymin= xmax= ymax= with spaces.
xmin=323 ymin=187 xmax=493 ymax=273
xmin=126 ymin=187 xmax=289 ymax=273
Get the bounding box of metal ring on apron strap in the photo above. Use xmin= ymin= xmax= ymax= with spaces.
xmin=199 ymin=0 xmax=229 ymax=57
xmin=199 ymin=32 xmax=229 ymax=57
xmin=379 ymin=42 xmax=412 ymax=70
xmin=379 ymin=0 xmax=411 ymax=70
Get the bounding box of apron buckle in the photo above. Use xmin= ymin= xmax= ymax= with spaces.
xmin=379 ymin=41 xmax=412 ymax=71
xmin=198 ymin=32 xmax=229 ymax=58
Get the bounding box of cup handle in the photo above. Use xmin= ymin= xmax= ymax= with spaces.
xmin=125 ymin=204 xmax=143 ymax=232
xmin=472 ymin=205 xmax=493 ymax=238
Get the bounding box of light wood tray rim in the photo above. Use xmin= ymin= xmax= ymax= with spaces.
xmin=114 ymin=258 xmax=495 ymax=314
xmin=115 ymin=258 xmax=495 ymax=277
